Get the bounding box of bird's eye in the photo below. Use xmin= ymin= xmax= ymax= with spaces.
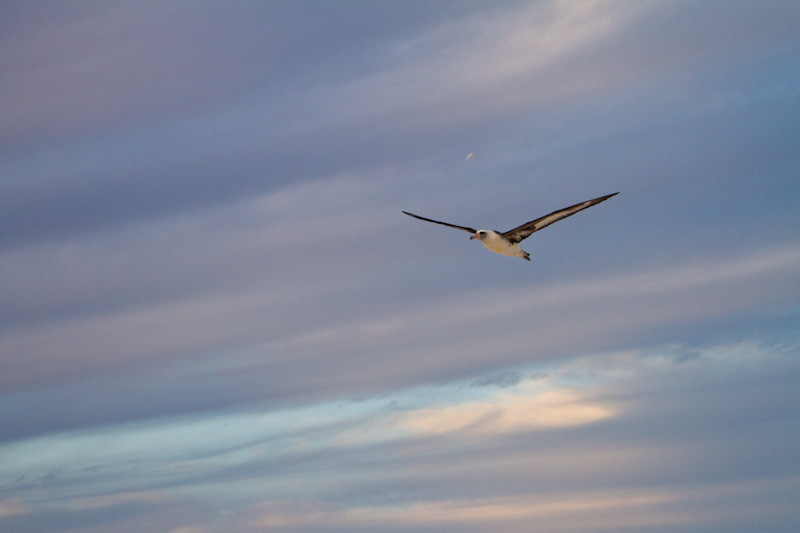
xmin=478 ymin=231 xmax=485 ymax=235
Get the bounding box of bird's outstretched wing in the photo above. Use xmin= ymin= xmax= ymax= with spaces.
xmin=402 ymin=211 xmax=477 ymax=234
xmin=502 ymin=192 xmax=618 ymax=244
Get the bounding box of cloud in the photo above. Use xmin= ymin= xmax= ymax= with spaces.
xmin=2 ymin=234 xmax=797 ymax=439
xmin=6 ymin=0 xmax=795 ymax=249
xmin=399 ymin=388 xmax=612 ymax=436
xmin=238 ymin=478 xmax=800 ymax=532
xmin=341 ymin=490 xmax=671 ymax=529
xmin=0 ymin=499 xmax=31 ymax=518
xmin=3 ymin=337 xmax=799 ymax=531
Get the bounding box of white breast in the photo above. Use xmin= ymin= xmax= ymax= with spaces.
xmin=480 ymin=231 xmax=523 ymax=257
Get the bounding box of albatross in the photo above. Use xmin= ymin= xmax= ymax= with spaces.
xmin=403 ymin=192 xmax=618 ymax=261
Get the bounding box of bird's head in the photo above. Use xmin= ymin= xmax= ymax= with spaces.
xmin=470 ymin=230 xmax=487 ymax=241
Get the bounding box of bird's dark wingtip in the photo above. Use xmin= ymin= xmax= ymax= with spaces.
xmin=598 ymin=192 xmax=619 ymax=202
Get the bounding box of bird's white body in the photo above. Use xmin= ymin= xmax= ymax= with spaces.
xmin=471 ymin=230 xmax=530 ymax=260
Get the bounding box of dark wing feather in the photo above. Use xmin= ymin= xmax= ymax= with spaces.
xmin=501 ymin=193 xmax=618 ymax=244
xmin=402 ymin=211 xmax=477 ymax=234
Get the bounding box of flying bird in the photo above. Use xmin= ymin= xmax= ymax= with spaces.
xmin=403 ymin=192 xmax=618 ymax=261
xmin=465 ymin=152 xmax=476 ymax=161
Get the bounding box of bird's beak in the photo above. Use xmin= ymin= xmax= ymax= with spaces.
xmin=470 ymin=234 xmax=478 ymax=240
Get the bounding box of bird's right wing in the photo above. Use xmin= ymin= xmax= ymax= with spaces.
xmin=402 ymin=211 xmax=477 ymax=234
xmin=501 ymin=192 xmax=618 ymax=244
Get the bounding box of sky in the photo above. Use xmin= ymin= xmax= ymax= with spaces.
xmin=1 ymin=0 xmax=800 ymax=531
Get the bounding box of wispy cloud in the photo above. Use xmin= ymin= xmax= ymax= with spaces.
xmin=2 ymin=229 xmax=797 ymax=432
xmin=3 ymin=338 xmax=798 ymax=531
xmin=399 ymin=388 xmax=612 ymax=435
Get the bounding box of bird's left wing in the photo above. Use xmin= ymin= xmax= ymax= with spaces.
xmin=502 ymin=192 xmax=618 ymax=244
xmin=402 ymin=211 xmax=477 ymax=234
